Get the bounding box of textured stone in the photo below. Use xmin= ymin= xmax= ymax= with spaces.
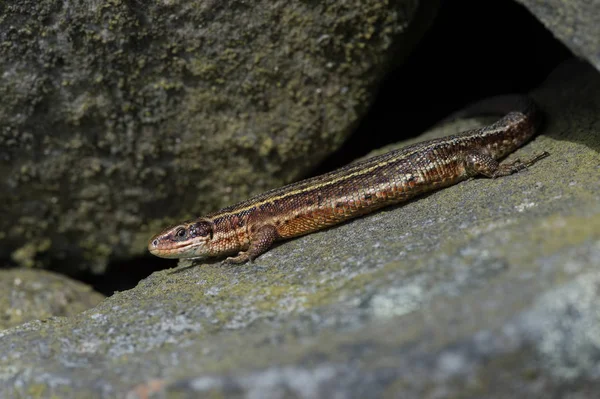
xmin=517 ymin=0 xmax=600 ymax=72
xmin=0 ymin=267 xmax=104 ymax=330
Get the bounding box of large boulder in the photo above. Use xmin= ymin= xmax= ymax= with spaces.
xmin=0 ymin=0 xmax=435 ymax=274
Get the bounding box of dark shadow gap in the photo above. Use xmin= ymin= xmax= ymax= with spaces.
xmin=77 ymin=256 xmax=176 ymax=296
xmin=311 ymin=0 xmax=571 ymax=176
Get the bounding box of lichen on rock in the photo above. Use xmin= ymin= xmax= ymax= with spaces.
xmin=0 ymin=0 xmax=428 ymax=274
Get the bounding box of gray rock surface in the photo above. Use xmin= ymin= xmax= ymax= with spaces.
xmin=517 ymin=0 xmax=600 ymax=72
xmin=1 ymin=59 xmax=598 ymax=398
xmin=0 ymin=267 xmax=104 ymax=330
xmin=0 ymin=0 xmax=435 ymax=274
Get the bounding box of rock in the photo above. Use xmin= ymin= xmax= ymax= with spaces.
xmin=0 ymin=267 xmax=104 ymax=330
xmin=1 ymin=59 xmax=598 ymax=398
xmin=517 ymin=0 xmax=600 ymax=72
xmin=0 ymin=0 xmax=436 ymax=274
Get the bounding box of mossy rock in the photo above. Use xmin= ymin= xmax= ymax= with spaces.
xmin=0 ymin=0 xmax=437 ymax=274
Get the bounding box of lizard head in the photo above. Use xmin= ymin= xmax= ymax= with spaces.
xmin=148 ymin=219 xmax=214 ymax=259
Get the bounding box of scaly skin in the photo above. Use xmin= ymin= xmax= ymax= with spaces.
xmin=148 ymin=95 xmax=548 ymax=264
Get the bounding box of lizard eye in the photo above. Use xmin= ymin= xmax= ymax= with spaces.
xmin=174 ymin=227 xmax=187 ymax=241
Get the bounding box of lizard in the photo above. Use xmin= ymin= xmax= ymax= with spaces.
xmin=148 ymin=95 xmax=548 ymax=264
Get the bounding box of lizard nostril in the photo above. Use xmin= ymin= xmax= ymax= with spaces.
xmin=152 ymin=239 xmax=159 ymax=247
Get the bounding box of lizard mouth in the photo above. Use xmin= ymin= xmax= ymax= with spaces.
xmin=148 ymin=238 xmax=201 ymax=258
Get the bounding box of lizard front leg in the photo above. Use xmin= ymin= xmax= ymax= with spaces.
xmin=223 ymin=224 xmax=280 ymax=264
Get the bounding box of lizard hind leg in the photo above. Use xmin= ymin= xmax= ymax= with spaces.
xmin=223 ymin=224 xmax=280 ymax=264
xmin=465 ymin=151 xmax=549 ymax=179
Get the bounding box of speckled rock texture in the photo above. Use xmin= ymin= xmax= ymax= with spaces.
xmin=1 ymin=59 xmax=598 ymax=398
xmin=0 ymin=267 xmax=104 ymax=330
xmin=0 ymin=0 xmax=435 ymax=274
xmin=516 ymin=0 xmax=600 ymax=72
